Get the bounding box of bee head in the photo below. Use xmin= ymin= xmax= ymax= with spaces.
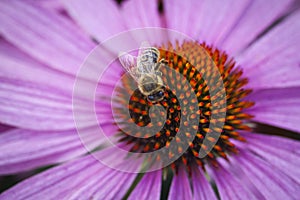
xmin=139 ymin=74 xmax=165 ymax=103
xmin=147 ymin=89 xmax=165 ymax=103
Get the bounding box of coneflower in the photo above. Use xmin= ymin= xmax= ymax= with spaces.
xmin=0 ymin=0 xmax=299 ymax=199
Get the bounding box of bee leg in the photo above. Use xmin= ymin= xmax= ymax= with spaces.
xmin=155 ymin=71 xmax=162 ymax=76
xmin=154 ymin=62 xmax=162 ymax=71
xmin=159 ymin=59 xmax=169 ymax=65
xmin=155 ymin=59 xmax=168 ymax=71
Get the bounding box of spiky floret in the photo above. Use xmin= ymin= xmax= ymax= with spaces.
xmin=114 ymin=41 xmax=254 ymax=172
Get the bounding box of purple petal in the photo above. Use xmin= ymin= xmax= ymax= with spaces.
xmin=0 ymin=38 xmax=98 ymax=106
xmin=86 ymin=168 xmax=136 ymax=200
xmin=208 ymin=161 xmax=260 ymax=200
xmin=226 ymin=143 xmax=300 ymax=199
xmin=0 ymin=39 xmax=74 ymax=96
xmin=0 ymin=153 xmax=136 ymax=199
xmin=0 ymin=40 xmax=98 ymax=130
xmin=168 ymin=0 xmax=250 ymax=47
xmin=164 ymin=0 xmax=292 ymax=56
xmin=237 ymin=10 xmax=300 ymax=89
xmin=31 ymin=0 xmax=65 ymax=11
xmin=120 ymin=0 xmax=166 ymax=42
xmin=241 ymin=131 xmax=300 ymax=154
xmin=247 ymin=87 xmax=300 ymax=133
xmin=0 ymin=123 xmax=14 ymax=133
xmin=129 ymin=170 xmax=162 ymax=200
xmin=237 ymin=132 xmax=300 ymax=183
xmin=192 ymin=167 xmax=217 ymax=200
xmin=0 ymin=78 xmax=76 ymax=130
xmin=121 ymin=0 xmax=163 ymax=28
xmin=63 ymin=0 xmax=126 ymax=42
xmin=164 ymin=0 xmax=294 ymax=56
xmin=0 ymin=127 xmax=101 ymax=175
xmin=0 ymin=1 xmax=95 ymax=76
xmin=219 ymin=0 xmax=293 ymax=54
xmin=168 ymin=168 xmax=192 ymax=200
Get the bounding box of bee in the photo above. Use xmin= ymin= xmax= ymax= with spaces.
xmin=119 ymin=42 xmax=168 ymax=103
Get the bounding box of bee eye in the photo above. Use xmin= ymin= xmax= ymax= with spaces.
xmin=147 ymin=95 xmax=155 ymax=101
xmin=147 ymin=90 xmax=165 ymax=102
xmin=157 ymin=91 xmax=164 ymax=97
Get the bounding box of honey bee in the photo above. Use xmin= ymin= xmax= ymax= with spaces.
xmin=119 ymin=42 xmax=168 ymax=103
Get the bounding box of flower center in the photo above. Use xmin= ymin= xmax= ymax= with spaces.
xmin=115 ymin=41 xmax=254 ymax=172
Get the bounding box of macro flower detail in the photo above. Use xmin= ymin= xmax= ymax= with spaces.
xmin=0 ymin=0 xmax=300 ymax=200
xmin=116 ymin=41 xmax=254 ymax=171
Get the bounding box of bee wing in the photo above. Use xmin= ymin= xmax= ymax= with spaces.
xmin=118 ymin=52 xmax=140 ymax=82
xmin=137 ymin=41 xmax=151 ymax=73
xmin=138 ymin=41 xmax=152 ymax=56
xmin=137 ymin=41 xmax=158 ymax=74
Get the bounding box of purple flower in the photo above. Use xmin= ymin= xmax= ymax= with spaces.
xmin=1 ymin=0 xmax=300 ymax=199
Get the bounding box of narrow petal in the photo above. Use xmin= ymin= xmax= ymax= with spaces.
xmin=63 ymin=0 xmax=126 ymax=42
xmin=0 ymin=128 xmax=101 ymax=175
xmin=164 ymin=0 xmax=293 ymax=55
xmin=219 ymin=0 xmax=293 ymax=54
xmin=0 ymin=152 xmax=137 ymax=200
xmin=0 ymin=78 xmax=76 ymax=130
xmin=0 ymin=123 xmax=14 ymax=133
xmin=63 ymin=0 xmax=166 ymax=54
xmin=163 ymin=0 xmax=239 ymax=50
xmin=226 ymin=139 xmax=300 ymax=199
xmin=120 ymin=0 xmax=166 ymax=42
xmin=247 ymin=87 xmax=300 ymax=133
xmin=237 ymin=10 xmax=300 ymax=89
xmin=208 ymin=161 xmax=260 ymax=200
xmin=241 ymin=131 xmax=300 ymax=154
xmin=31 ymin=0 xmax=65 ymax=11
xmin=121 ymin=0 xmax=162 ymax=28
xmin=192 ymin=167 xmax=217 ymax=200
xmin=168 ymin=168 xmax=192 ymax=200
xmin=0 ymin=39 xmax=74 ymax=96
xmin=237 ymin=152 xmax=299 ymax=199
xmin=79 ymin=167 xmax=137 ymax=200
xmin=129 ymin=170 xmax=162 ymax=200
xmin=0 ymin=40 xmax=97 ymax=130
xmin=0 ymin=1 xmax=95 ymax=76
xmin=238 ymin=132 xmax=300 ymax=183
